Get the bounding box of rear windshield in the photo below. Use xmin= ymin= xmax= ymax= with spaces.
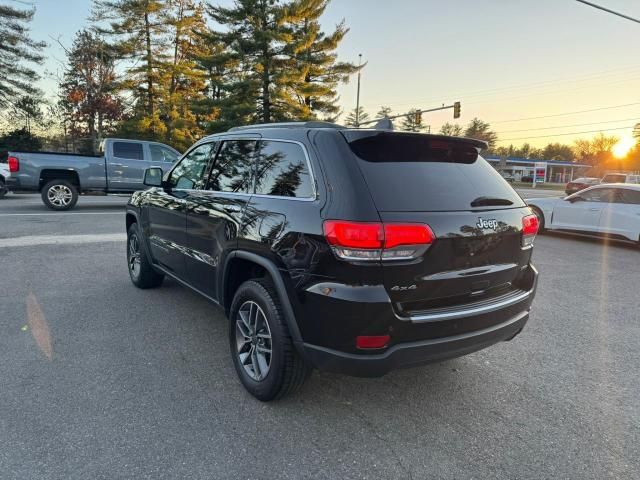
xmin=343 ymin=131 xmax=525 ymax=212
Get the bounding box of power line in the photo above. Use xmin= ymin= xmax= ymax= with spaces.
xmin=490 ymin=102 xmax=640 ymax=124
xmin=360 ymin=64 xmax=640 ymax=109
xmin=500 ymin=126 xmax=631 ymax=142
xmin=495 ymin=116 xmax=640 ymax=134
xmin=575 ymin=0 xmax=640 ymax=24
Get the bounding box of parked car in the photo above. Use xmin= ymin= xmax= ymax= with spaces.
xmin=520 ymin=175 xmax=534 ymax=183
xmin=5 ymin=138 xmax=180 ymax=210
xmin=500 ymin=171 xmax=515 ymax=182
xmin=565 ymin=177 xmax=600 ymax=195
xmin=601 ymin=173 xmax=640 ymax=184
xmin=125 ymin=122 xmax=540 ymax=401
xmin=528 ymin=184 xmax=640 ymax=244
xmin=0 ymin=161 xmax=9 ymax=198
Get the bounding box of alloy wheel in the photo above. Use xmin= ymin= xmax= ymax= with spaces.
xmin=47 ymin=185 xmax=73 ymax=207
xmin=128 ymin=234 xmax=141 ymax=279
xmin=235 ymin=300 xmax=272 ymax=381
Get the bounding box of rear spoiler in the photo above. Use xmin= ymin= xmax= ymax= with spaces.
xmin=342 ymin=130 xmax=489 ymax=151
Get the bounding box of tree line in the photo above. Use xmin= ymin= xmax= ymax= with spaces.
xmin=0 ymin=0 xmax=638 ymax=174
xmin=1 ymin=0 xmax=359 ymax=153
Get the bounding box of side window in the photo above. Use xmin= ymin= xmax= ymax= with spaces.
xmin=169 ymin=143 xmax=216 ymax=190
xmin=254 ymin=141 xmax=314 ymax=198
xmin=616 ymin=189 xmax=640 ymax=205
xmin=581 ymin=188 xmax=616 ymax=203
xmin=207 ymin=140 xmax=257 ymax=193
xmin=150 ymin=144 xmax=179 ymax=163
xmin=113 ymin=142 xmax=144 ymax=160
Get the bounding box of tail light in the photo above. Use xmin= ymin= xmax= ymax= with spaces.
xmin=522 ymin=214 xmax=539 ymax=247
xmin=323 ymin=220 xmax=435 ymax=261
xmin=8 ymin=156 xmax=19 ymax=173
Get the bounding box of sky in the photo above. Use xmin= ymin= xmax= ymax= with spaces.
xmin=29 ymin=0 xmax=640 ymax=148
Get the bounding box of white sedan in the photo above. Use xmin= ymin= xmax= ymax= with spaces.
xmin=527 ymin=184 xmax=640 ymax=244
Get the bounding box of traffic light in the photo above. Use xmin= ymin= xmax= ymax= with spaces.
xmin=415 ymin=110 xmax=422 ymax=125
xmin=453 ymin=101 xmax=461 ymax=119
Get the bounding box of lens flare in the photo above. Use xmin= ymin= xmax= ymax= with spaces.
xmin=612 ymin=136 xmax=635 ymax=158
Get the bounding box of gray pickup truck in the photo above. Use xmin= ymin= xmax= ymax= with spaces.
xmin=6 ymin=138 xmax=180 ymax=210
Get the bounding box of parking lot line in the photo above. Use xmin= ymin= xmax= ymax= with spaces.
xmin=0 ymin=233 xmax=126 ymax=248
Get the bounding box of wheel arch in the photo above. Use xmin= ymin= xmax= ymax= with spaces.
xmin=222 ymin=251 xmax=304 ymax=349
xmin=39 ymin=169 xmax=81 ymax=191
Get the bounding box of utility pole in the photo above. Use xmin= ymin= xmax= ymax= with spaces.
xmin=355 ymin=54 xmax=362 ymax=127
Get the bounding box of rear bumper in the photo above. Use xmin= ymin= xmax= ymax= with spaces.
xmin=303 ymin=310 xmax=529 ymax=377
xmin=5 ymin=176 xmax=32 ymax=192
xmin=300 ymin=264 xmax=538 ymax=377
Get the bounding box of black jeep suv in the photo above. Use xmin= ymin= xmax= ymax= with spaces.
xmin=126 ymin=122 xmax=539 ymax=401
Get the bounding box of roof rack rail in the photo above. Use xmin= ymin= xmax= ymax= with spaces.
xmin=228 ymin=121 xmax=343 ymax=132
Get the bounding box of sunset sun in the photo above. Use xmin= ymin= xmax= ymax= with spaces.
xmin=612 ymin=136 xmax=636 ymax=158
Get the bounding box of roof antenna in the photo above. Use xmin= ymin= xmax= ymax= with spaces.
xmin=374 ymin=117 xmax=394 ymax=130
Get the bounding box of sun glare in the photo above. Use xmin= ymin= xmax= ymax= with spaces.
xmin=612 ymin=136 xmax=635 ymax=158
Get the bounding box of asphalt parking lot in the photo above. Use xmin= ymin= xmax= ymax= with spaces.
xmin=1 ymin=193 xmax=638 ymax=480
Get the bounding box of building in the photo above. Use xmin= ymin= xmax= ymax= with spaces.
xmin=485 ymin=156 xmax=591 ymax=183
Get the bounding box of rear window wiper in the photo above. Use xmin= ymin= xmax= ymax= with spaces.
xmin=470 ymin=196 xmax=514 ymax=207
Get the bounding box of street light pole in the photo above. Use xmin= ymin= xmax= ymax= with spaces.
xmin=355 ymin=53 xmax=362 ymax=127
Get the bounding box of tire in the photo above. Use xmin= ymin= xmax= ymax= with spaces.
xmin=229 ymin=279 xmax=310 ymax=401
xmin=127 ymin=223 xmax=164 ymax=289
xmin=0 ymin=178 xmax=7 ymax=198
xmin=41 ymin=180 xmax=79 ymax=211
xmin=531 ymin=206 xmax=545 ymax=232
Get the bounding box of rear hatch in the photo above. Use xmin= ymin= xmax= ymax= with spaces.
xmin=343 ymin=130 xmax=534 ymax=317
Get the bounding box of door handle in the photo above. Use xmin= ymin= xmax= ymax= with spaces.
xmin=589 ymin=208 xmax=601 ymax=212
xmin=111 ymin=163 xmax=124 ymax=167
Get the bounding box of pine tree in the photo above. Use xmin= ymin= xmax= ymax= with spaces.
xmin=209 ymin=0 xmax=295 ymax=124
xmin=0 ymin=5 xmax=45 ymax=109
xmin=400 ymin=108 xmax=423 ymax=132
xmin=158 ymin=1 xmax=212 ymax=149
xmin=464 ymin=118 xmax=498 ymax=149
xmin=344 ymin=106 xmax=369 ymax=127
xmin=59 ymin=30 xmax=123 ymax=152
xmin=286 ymin=0 xmax=359 ymax=121
xmin=92 ymin=0 xmax=168 ymax=137
xmin=376 ymin=105 xmax=393 ymax=118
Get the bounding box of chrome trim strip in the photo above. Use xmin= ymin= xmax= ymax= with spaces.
xmin=407 ymin=289 xmax=532 ymax=323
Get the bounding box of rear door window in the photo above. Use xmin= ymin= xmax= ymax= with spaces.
xmin=254 ymin=141 xmax=314 ymax=198
xmin=207 ymin=140 xmax=258 ymax=193
xmin=113 ymin=142 xmax=144 ymax=160
xmin=150 ymin=144 xmax=179 ymax=163
xmin=342 ymin=131 xmax=525 ymax=212
xmin=615 ymin=189 xmax=640 ymax=205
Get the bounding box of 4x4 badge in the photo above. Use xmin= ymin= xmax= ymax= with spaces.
xmin=476 ymin=218 xmax=498 ymax=230
xmin=391 ymin=284 xmax=417 ymax=291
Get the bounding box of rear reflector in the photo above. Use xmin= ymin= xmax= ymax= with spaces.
xmin=323 ymin=221 xmax=435 ymax=261
xmin=356 ymin=335 xmax=390 ymax=349
xmin=8 ymin=156 xmax=18 ymax=173
xmin=522 ymin=214 xmax=539 ymax=247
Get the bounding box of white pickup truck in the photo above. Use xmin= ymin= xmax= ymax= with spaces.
xmin=5 ymin=138 xmax=180 ymax=210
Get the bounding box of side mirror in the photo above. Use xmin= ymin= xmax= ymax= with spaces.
xmin=567 ymin=195 xmax=583 ymax=203
xmin=143 ymin=167 xmax=163 ymax=187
